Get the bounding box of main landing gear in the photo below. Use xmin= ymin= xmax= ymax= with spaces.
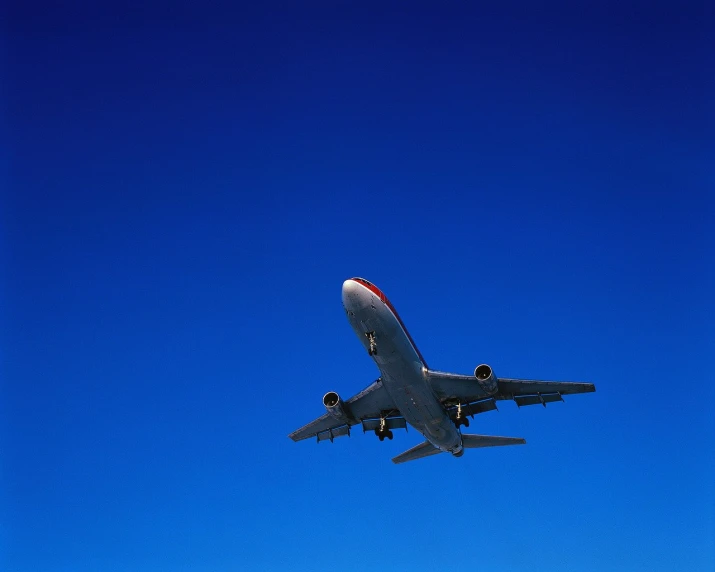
xmin=365 ymin=331 xmax=377 ymax=356
xmin=374 ymin=417 xmax=393 ymax=441
xmin=454 ymin=403 xmax=470 ymax=429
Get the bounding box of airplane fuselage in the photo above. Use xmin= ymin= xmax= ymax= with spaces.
xmin=342 ymin=278 xmax=464 ymax=456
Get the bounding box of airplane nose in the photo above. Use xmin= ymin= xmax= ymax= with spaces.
xmin=343 ymin=278 xmax=372 ymax=314
xmin=342 ymin=279 xmax=358 ymax=307
xmin=343 ymin=278 xmax=370 ymax=312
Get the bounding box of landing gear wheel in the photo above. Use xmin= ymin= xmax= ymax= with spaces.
xmin=375 ymin=426 xmax=392 ymax=441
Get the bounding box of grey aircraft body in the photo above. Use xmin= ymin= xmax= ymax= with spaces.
xmin=289 ymin=278 xmax=595 ymax=464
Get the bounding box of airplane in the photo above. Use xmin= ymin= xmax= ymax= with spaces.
xmin=289 ymin=278 xmax=595 ymax=464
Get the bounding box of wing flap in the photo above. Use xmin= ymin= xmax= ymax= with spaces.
xmin=462 ymin=398 xmax=498 ymax=416
xmin=289 ymin=412 xmax=341 ymax=442
xmin=514 ymin=392 xmax=563 ymax=407
xmin=316 ymin=425 xmax=351 ymax=442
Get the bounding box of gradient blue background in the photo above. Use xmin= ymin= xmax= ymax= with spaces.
xmin=3 ymin=2 xmax=713 ymax=571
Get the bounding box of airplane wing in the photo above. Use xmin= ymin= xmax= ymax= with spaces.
xmin=289 ymin=378 xmax=399 ymax=442
xmin=428 ymin=370 xmax=595 ymax=409
xmin=495 ymin=378 xmax=595 ymax=405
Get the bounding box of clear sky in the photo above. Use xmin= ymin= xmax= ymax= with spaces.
xmin=2 ymin=2 xmax=713 ymax=571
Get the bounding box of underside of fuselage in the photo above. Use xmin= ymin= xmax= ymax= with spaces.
xmin=342 ymin=278 xmax=464 ymax=456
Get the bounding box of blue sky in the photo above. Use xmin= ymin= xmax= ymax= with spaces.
xmin=2 ymin=2 xmax=713 ymax=571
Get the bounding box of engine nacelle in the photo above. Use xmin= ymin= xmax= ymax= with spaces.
xmin=323 ymin=391 xmax=347 ymax=419
xmin=474 ymin=364 xmax=498 ymax=395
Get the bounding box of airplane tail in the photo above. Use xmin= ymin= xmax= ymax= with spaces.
xmin=392 ymin=434 xmax=526 ymax=464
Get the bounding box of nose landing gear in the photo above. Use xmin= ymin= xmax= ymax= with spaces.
xmin=365 ymin=331 xmax=377 ymax=356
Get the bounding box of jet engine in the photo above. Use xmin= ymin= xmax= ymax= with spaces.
xmin=323 ymin=391 xmax=347 ymax=419
xmin=475 ymin=364 xmax=498 ymax=395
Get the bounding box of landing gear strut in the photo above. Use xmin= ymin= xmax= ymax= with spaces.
xmin=365 ymin=331 xmax=377 ymax=356
xmin=374 ymin=417 xmax=393 ymax=441
xmin=454 ymin=403 xmax=470 ymax=429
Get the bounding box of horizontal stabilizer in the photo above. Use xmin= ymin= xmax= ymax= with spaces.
xmin=461 ymin=434 xmax=526 ymax=448
xmin=392 ymin=441 xmax=442 ymax=464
